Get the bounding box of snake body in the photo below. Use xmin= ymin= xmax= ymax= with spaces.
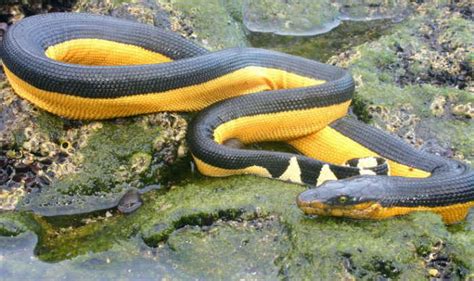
xmin=2 ymin=13 xmax=473 ymax=223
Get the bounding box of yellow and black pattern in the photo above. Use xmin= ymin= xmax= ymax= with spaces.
xmin=2 ymin=13 xmax=473 ymax=224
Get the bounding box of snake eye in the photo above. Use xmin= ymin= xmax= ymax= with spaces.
xmin=338 ymin=195 xmax=348 ymax=204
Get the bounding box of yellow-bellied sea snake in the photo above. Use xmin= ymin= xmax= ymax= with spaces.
xmin=1 ymin=13 xmax=473 ymax=223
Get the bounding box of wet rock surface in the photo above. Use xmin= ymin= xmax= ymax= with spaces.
xmin=0 ymin=0 xmax=76 ymax=25
xmin=0 ymin=0 xmax=473 ymax=279
xmin=328 ymin=1 xmax=473 ymax=163
xmin=2 ymin=177 xmax=473 ymax=279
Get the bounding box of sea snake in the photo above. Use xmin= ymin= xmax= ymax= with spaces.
xmin=1 ymin=13 xmax=473 ymax=223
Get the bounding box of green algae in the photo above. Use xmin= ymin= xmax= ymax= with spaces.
xmin=34 ymin=112 xmax=65 ymax=142
xmin=70 ymin=121 xmax=158 ymax=190
xmin=157 ymin=0 xmax=248 ymax=49
xmin=161 ymin=217 xmax=288 ymax=279
xmin=327 ymin=4 xmax=474 ymax=163
xmin=130 ymin=152 xmax=152 ymax=175
xmin=438 ymin=16 xmax=474 ymax=49
xmin=0 ymin=216 xmax=27 ymax=237
xmin=15 ymin=119 xmax=165 ymax=216
xmin=2 ymin=175 xmax=473 ymax=279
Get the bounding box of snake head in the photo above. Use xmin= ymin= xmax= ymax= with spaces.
xmin=297 ymin=176 xmax=388 ymax=219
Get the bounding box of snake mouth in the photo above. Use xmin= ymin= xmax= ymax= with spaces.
xmin=296 ymin=197 xmax=347 ymax=217
xmin=296 ymin=194 xmax=382 ymax=219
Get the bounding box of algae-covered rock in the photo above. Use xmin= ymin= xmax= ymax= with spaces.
xmin=0 ymin=217 xmax=26 ymax=237
xmin=12 ymin=113 xmax=188 ymax=216
xmin=74 ymin=0 xmax=248 ymax=49
xmin=1 ymin=77 xmax=188 ymax=216
xmin=328 ymin=2 xmax=473 ymax=163
xmin=2 ymin=176 xmax=472 ymax=279
xmin=157 ymin=0 xmax=248 ymax=49
xmin=0 ymin=0 xmax=76 ymax=29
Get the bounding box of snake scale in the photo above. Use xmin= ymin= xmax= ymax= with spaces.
xmin=2 ymin=13 xmax=473 ymax=223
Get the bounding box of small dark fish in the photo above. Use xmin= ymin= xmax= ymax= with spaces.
xmin=117 ymin=189 xmax=143 ymax=214
xmin=117 ymin=185 xmax=161 ymax=214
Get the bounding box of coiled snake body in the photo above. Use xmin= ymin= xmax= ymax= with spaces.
xmin=2 ymin=13 xmax=473 ymax=223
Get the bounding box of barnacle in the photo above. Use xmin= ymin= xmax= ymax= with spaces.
xmin=39 ymin=141 xmax=58 ymax=157
xmin=430 ymin=96 xmax=447 ymax=117
xmin=115 ymin=165 xmax=131 ymax=183
xmin=6 ymin=150 xmax=22 ymax=159
xmin=452 ymin=102 xmax=473 ymax=119
xmin=0 ymin=187 xmax=25 ymax=211
xmin=130 ymin=152 xmax=152 ymax=175
xmin=59 ymin=139 xmax=75 ymax=154
xmin=153 ymin=134 xmax=168 ymax=151
xmin=177 ymin=143 xmax=188 ymax=159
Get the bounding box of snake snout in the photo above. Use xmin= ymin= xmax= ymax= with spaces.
xmin=297 ymin=189 xmax=319 ymax=207
xmin=296 ymin=189 xmax=330 ymax=215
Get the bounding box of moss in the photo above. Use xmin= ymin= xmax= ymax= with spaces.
xmin=0 ymin=217 xmax=27 ymax=237
xmin=130 ymin=152 xmax=152 ymax=175
xmin=329 ymin=3 xmax=474 ymax=163
xmin=3 ymin=175 xmax=471 ymax=278
xmin=14 ymin=120 xmax=166 ymax=215
xmin=438 ymin=17 xmax=474 ymax=49
xmin=158 ymin=0 xmax=248 ymax=49
xmin=47 ymin=120 xmax=159 ymax=195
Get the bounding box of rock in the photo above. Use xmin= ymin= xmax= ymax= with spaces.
xmin=0 ymin=217 xmax=26 ymax=237
xmin=3 ymin=176 xmax=473 ymax=279
xmin=0 ymin=0 xmax=75 ymax=26
xmin=328 ymin=1 xmax=474 ymax=164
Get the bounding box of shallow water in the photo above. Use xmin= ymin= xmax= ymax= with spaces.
xmin=243 ymin=0 xmax=409 ymax=36
xmin=249 ymin=19 xmax=394 ymax=62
